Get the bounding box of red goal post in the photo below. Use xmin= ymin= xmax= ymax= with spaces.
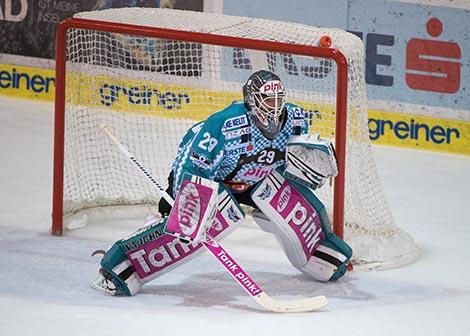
xmin=53 ymin=17 xmax=348 ymax=236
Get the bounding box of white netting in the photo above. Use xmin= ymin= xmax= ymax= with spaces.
xmin=58 ymin=8 xmax=419 ymax=268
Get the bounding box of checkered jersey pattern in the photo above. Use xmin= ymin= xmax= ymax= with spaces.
xmin=171 ymin=101 xmax=309 ymax=195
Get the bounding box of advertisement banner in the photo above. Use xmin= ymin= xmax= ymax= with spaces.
xmin=0 ymin=64 xmax=55 ymax=100
xmin=347 ymin=0 xmax=470 ymax=114
xmin=225 ymin=0 xmax=470 ymax=116
xmin=222 ymin=0 xmax=470 ymax=154
xmin=369 ymin=110 xmax=469 ymax=155
xmin=2 ymin=1 xmax=469 ymax=155
xmin=1 ymin=62 xmax=468 ymax=155
xmin=0 ymin=0 xmax=202 ymax=59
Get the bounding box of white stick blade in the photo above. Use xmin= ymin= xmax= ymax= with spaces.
xmin=254 ymin=293 xmax=328 ymax=313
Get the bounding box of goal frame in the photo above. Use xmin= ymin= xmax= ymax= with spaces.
xmin=52 ymin=17 xmax=348 ymax=237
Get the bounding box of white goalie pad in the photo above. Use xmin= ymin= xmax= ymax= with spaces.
xmin=165 ymin=173 xmax=219 ymax=243
xmin=251 ymin=169 xmax=325 ymax=271
xmin=251 ymin=168 xmax=351 ymax=282
xmin=285 ymin=134 xmax=338 ymax=190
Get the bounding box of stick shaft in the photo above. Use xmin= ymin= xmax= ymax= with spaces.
xmin=100 ymin=125 xmax=174 ymax=206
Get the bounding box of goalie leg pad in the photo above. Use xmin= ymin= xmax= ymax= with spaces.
xmin=94 ymin=185 xmax=244 ymax=296
xmin=251 ymin=168 xmax=325 ymax=275
xmin=251 ymin=168 xmax=351 ymax=282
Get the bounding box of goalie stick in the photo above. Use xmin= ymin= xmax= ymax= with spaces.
xmin=99 ymin=124 xmax=328 ymax=313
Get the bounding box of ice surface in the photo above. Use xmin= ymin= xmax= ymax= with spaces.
xmin=0 ymin=95 xmax=469 ymax=336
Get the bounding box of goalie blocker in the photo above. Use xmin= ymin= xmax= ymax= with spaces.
xmin=165 ymin=173 xmax=219 ymax=243
xmin=251 ymin=168 xmax=352 ymax=281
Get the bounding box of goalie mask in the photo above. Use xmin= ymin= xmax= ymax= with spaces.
xmin=243 ymin=70 xmax=286 ymax=140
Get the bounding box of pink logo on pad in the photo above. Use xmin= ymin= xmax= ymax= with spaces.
xmin=166 ymin=180 xmax=215 ymax=241
xmin=270 ymin=181 xmax=324 ymax=256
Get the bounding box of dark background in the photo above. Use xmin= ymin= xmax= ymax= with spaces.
xmin=0 ymin=0 xmax=202 ymax=59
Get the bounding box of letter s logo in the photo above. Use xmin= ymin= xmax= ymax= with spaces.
xmin=406 ymin=18 xmax=461 ymax=94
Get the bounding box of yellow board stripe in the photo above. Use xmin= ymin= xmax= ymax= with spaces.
xmin=67 ymin=72 xmax=241 ymax=120
xmin=368 ymin=110 xmax=469 ymax=155
xmin=0 ymin=64 xmax=55 ymax=100
xmin=1 ymin=63 xmax=469 ymax=155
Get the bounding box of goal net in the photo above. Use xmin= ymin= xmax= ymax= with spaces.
xmin=52 ymin=8 xmax=419 ymax=269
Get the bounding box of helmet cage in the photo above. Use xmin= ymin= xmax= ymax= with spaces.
xmin=251 ymin=90 xmax=286 ymax=128
xmin=244 ymin=77 xmax=286 ymax=139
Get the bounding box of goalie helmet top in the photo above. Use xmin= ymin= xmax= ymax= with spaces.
xmin=243 ymin=70 xmax=286 ymax=139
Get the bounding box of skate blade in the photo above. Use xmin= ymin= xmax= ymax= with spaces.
xmin=90 ymin=276 xmax=117 ymax=296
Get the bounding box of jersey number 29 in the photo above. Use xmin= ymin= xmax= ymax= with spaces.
xmin=198 ymin=132 xmax=218 ymax=152
xmin=257 ymin=149 xmax=276 ymax=164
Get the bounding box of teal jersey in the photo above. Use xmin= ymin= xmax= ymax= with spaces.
xmin=171 ymin=101 xmax=309 ymax=195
